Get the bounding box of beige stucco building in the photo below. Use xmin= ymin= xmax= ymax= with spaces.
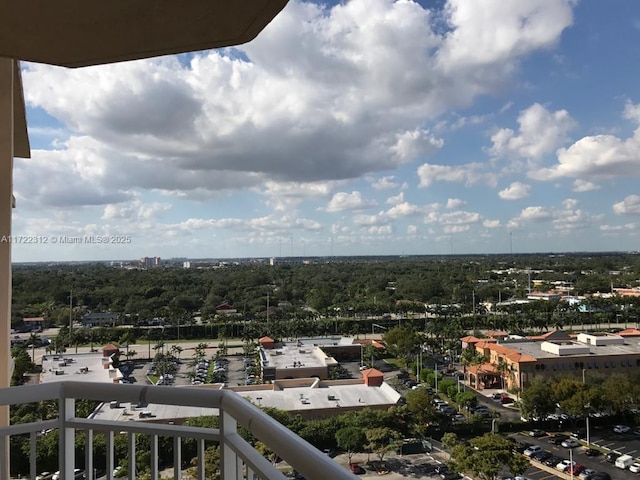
xmin=463 ymin=328 xmax=640 ymax=391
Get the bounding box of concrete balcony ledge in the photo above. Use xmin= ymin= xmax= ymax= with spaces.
xmin=0 ymin=381 xmax=358 ymax=480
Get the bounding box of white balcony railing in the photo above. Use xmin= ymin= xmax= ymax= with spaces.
xmin=0 ymin=382 xmax=359 ymax=480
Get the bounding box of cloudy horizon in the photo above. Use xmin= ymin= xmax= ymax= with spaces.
xmin=11 ymin=0 xmax=640 ymax=261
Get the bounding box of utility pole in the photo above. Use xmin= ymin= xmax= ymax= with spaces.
xmin=69 ymin=289 xmax=73 ymax=349
xmin=472 ymin=290 xmax=476 ymax=316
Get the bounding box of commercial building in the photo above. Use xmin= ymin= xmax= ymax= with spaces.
xmin=230 ymin=370 xmax=401 ymax=419
xmin=91 ymin=369 xmax=400 ymax=422
xmin=259 ymin=338 xmax=339 ymax=381
xmin=41 ymin=351 xmax=123 ymax=384
xmin=463 ymin=328 xmax=640 ymax=391
xmin=258 ymin=336 xmax=384 ymax=381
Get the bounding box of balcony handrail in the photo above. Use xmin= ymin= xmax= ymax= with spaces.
xmin=0 ymin=381 xmax=359 ymax=480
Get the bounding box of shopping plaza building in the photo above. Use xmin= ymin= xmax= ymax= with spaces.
xmin=462 ymin=328 xmax=640 ymax=391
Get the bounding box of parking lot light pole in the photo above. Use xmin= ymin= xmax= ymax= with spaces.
xmin=583 ymin=372 xmax=590 ymax=447
xmin=569 ymin=447 xmax=574 ymax=480
xmin=585 ymin=402 xmax=591 ymax=447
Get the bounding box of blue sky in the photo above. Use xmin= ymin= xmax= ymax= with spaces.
xmin=12 ymin=0 xmax=640 ymax=261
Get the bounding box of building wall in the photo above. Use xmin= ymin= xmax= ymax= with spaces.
xmin=322 ymin=345 xmax=361 ymax=361
xmin=262 ymin=365 xmax=330 ymax=381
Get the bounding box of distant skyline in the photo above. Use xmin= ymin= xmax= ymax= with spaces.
xmin=12 ymin=0 xmax=640 ymax=262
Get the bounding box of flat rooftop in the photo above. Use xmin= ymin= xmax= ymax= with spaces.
xmin=90 ymin=394 xmax=219 ymax=423
xmin=297 ymin=337 xmax=356 ymax=347
xmin=232 ymin=380 xmax=401 ymax=413
xmin=90 ymin=380 xmax=401 ymax=422
xmin=261 ymin=343 xmax=334 ymax=370
xmin=501 ymin=338 xmax=640 ymax=359
xmin=41 ymin=353 xmax=120 ymax=383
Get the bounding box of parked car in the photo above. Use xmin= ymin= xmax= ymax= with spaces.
xmin=556 ymin=459 xmax=575 ymax=472
xmin=531 ymin=450 xmax=552 ymax=462
xmin=630 ymin=462 xmax=640 ymax=474
xmin=544 ymin=456 xmax=562 ymax=467
xmin=442 ymin=473 xmax=462 ymax=480
xmin=523 ymin=445 xmax=542 ymax=457
xmin=529 ymin=429 xmax=546 ymax=437
xmin=469 ymin=405 xmax=488 ymax=414
xmin=36 ymin=473 xmax=53 ymax=480
xmin=452 ymin=413 xmax=466 ymax=423
xmin=349 ymin=463 xmax=365 ymax=475
xmin=513 ymin=442 xmax=532 ymax=454
xmin=613 ymin=424 xmax=631 ymax=434
xmin=561 ymin=439 xmax=580 ymax=448
xmin=579 ymin=468 xmax=596 ymax=479
xmin=583 ymin=448 xmax=600 ymax=457
xmin=435 ymin=465 xmax=450 ymax=475
xmin=548 ymin=434 xmax=569 ymax=445
xmin=605 ymin=452 xmax=621 ymax=463
xmin=590 ymin=473 xmax=611 ymax=480
xmin=567 ymin=464 xmax=585 ymax=475
xmin=571 ymin=429 xmax=587 ymax=439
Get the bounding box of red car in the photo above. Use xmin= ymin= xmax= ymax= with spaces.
xmin=349 ymin=463 xmax=365 ymax=475
xmin=500 ymin=394 xmax=514 ymax=404
xmin=567 ymin=464 xmax=584 ymax=475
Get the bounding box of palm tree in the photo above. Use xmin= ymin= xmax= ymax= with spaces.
xmin=169 ymin=344 xmax=184 ymax=361
xmin=124 ymin=350 xmax=137 ymax=363
xmin=495 ymin=357 xmax=509 ymax=390
xmin=194 ymin=343 xmax=208 ymax=362
xmin=152 ymin=340 xmax=165 ymax=360
xmin=28 ymin=332 xmax=40 ymax=363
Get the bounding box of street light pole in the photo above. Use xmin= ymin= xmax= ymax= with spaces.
xmin=569 ymin=447 xmax=574 ymax=480
xmin=582 ymin=371 xmax=590 ymax=447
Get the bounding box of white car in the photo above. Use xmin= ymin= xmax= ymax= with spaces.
xmin=556 ymin=460 xmax=575 ymax=472
xmin=561 ymin=439 xmax=579 ymax=448
xmin=523 ymin=445 xmax=542 ymax=457
xmin=630 ymin=462 xmax=640 ymax=473
xmin=613 ymin=424 xmax=631 ymax=434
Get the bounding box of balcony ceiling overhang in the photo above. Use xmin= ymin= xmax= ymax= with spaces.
xmin=13 ymin=62 xmax=30 ymax=159
xmin=0 ymin=0 xmax=289 ymax=68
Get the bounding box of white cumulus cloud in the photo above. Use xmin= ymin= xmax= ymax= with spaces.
xmin=613 ymin=195 xmax=640 ymax=215
xmin=498 ymin=181 xmax=531 ymax=200
xmin=490 ymin=103 xmax=576 ymax=161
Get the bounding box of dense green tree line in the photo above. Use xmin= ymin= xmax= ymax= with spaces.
xmin=10 ymin=253 xmax=640 ymax=338
xmin=520 ymin=372 xmax=640 ymax=421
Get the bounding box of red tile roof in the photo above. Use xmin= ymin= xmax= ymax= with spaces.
xmin=361 ymin=368 xmax=384 ymax=378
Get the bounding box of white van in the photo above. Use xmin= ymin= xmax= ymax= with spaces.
xmin=615 ymin=454 xmax=634 ymax=469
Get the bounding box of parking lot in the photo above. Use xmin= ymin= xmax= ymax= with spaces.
xmin=325 ymin=451 xmax=470 ymax=480
xmin=511 ymin=424 xmax=640 ymax=480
